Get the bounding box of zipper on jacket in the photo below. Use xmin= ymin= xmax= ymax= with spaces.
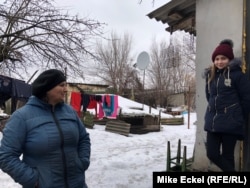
xmin=224 ymin=103 xmax=238 ymax=113
xmin=212 ymin=74 xmax=221 ymax=131
xmin=51 ymin=108 xmax=69 ymax=188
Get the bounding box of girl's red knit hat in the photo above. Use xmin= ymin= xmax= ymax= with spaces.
xmin=211 ymin=39 xmax=234 ymax=62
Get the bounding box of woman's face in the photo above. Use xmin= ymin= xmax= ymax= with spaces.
xmin=46 ymin=81 xmax=67 ymax=105
xmin=214 ymin=55 xmax=230 ymax=69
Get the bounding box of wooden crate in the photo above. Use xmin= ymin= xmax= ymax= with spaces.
xmin=119 ymin=114 xmax=160 ymax=134
xmin=161 ymin=117 xmax=184 ymax=125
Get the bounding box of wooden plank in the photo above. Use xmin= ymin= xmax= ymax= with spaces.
xmin=105 ymin=128 xmax=130 ymax=136
xmin=106 ymin=125 xmax=130 ymax=132
xmin=105 ymin=121 xmax=131 ymax=136
xmin=161 ymin=117 xmax=184 ymax=125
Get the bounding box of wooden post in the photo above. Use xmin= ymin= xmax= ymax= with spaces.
xmin=158 ymin=110 xmax=161 ymax=125
xmin=142 ymin=69 xmax=145 ymax=110
xmin=188 ymin=85 xmax=191 ymax=129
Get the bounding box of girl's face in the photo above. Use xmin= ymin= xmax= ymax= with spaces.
xmin=46 ymin=81 xmax=67 ymax=106
xmin=214 ymin=55 xmax=230 ymax=69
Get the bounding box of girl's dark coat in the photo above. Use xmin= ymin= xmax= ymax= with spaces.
xmin=204 ymin=58 xmax=250 ymax=139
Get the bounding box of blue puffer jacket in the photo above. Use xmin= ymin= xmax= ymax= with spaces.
xmin=204 ymin=58 xmax=250 ymax=139
xmin=0 ymin=96 xmax=91 ymax=188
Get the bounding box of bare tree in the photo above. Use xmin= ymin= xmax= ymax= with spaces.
xmin=138 ymin=0 xmax=156 ymax=6
xmin=181 ymin=34 xmax=196 ymax=71
xmin=147 ymin=39 xmax=170 ymax=107
xmin=148 ymin=33 xmax=196 ymax=107
xmin=94 ymin=31 xmax=140 ymax=95
xmin=0 ymin=0 xmax=104 ymax=80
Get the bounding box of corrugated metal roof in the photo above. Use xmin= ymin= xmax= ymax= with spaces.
xmin=147 ymin=0 xmax=196 ymax=35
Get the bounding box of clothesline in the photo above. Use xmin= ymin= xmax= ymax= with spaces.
xmin=70 ymin=92 xmax=119 ymax=119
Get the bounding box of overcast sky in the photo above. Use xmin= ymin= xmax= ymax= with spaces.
xmin=55 ymin=0 xmax=171 ymax=55
xmin=1 ymin=0 xmax=172 ymax=82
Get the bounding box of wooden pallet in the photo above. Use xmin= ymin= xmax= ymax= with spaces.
xmin=105 ymin=120 xmax=131 ymax=136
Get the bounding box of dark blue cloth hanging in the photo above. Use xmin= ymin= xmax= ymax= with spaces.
xmin=0 ymin=75 xmax=32 ymax=113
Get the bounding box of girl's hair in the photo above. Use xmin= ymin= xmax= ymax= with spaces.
xmin=207 ymin=64 xmax=215 ymax=84
xmin=208 ymin=64 xmax=230 ymax=84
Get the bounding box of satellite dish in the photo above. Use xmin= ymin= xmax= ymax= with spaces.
xmin=136 ymin=51 xmax=150 ymax=70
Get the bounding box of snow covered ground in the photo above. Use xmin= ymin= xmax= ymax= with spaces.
xmin=0 ymin=96 xmax=197 ymax=188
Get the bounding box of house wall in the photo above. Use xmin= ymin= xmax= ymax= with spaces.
xmin=193 ymin=0 xmax=244 ymax=171
xmin=244 ymin=0 xmax=250 ymax=172
xmin=168 ymin=93 xmax=185 ymax=107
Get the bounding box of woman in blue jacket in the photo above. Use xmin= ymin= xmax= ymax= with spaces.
xmin=204 ymin=39 xmax=250 ymax=172
xmin=0 ymin=69 xmax=91 ymax=188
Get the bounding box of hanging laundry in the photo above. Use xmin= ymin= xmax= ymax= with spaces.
xmin=81 ymin=93 xmax=90 ymax=112
xmin=12 ymin=79 xmax=32 ymax=100
xmin=0 ymin=75 xmax=32 ymax=113
xmin=70 ymin=91 xmax=82 ymax=117
xmin=110 ymin=95 xmax=119 ymax=118
xmin=103 ymin=95 xmax=114 ymax=117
